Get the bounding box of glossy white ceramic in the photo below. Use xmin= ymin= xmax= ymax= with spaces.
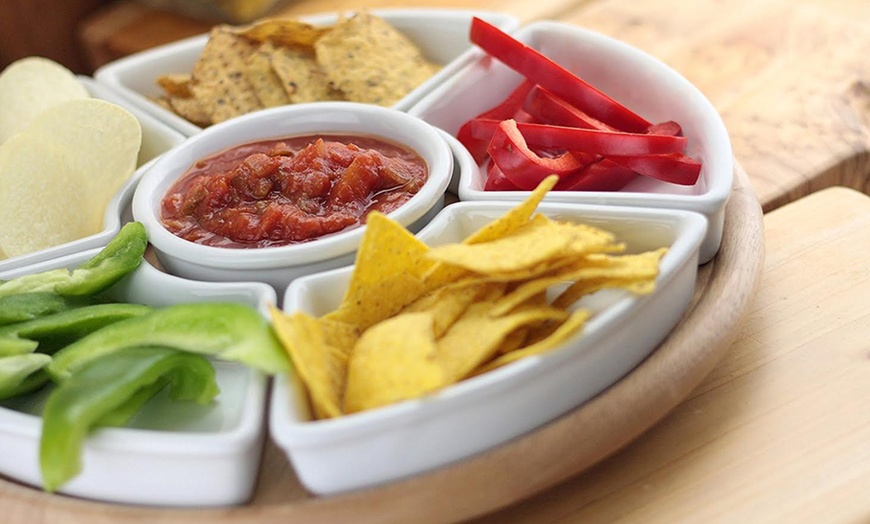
xmin=93 ymin=9 xmax=520 ymax=137
xmin=0 ymin=78 xmax=185 ymax=273
xmin=272 ymin=201 xmax=708 ymax=495
xmin=131 ymin=101 xmax=454 ymax=293
xmin=408 ymin=20 xmax=733 ymax=264
xmin=0 ymin=248 xmax=276 ymax=506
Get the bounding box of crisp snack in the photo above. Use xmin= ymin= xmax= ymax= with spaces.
xmin=272 ymin=176 xmax=669 ymax=418
xmin=154 ymin=12 xmax=440 ymax=126
xmin=190 ymin=27 xmax=264 ymax=124
xmin=0 ymin=57 xmax=89 ymax=145
xmin=0 ymin=99 xmax=141 ymax=259
xmin=314 ymin=12 xmax=440 ymax=106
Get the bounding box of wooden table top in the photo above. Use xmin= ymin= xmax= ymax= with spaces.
xmin=29 ymin=0 xmax=870 ymax=522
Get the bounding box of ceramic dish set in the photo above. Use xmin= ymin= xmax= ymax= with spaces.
xmin=0 ymin=8 xmax=731 ymax=505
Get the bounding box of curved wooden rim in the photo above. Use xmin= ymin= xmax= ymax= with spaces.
xmin=0 ymin=163 xmax=764 ymax=524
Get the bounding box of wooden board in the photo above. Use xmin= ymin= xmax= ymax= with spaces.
xmin=0 ymin=164 xmax=764 ymax=523
xmin=565 ymin=0 xmax=870 ymax=213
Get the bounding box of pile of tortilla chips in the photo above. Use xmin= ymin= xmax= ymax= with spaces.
xmin=155 ymin=11 xmax=441 ymax=126
xmin=271 ymin=176 xmax=668 ymax=419
xmin=0 ymin=57 xmax=141 ymax=260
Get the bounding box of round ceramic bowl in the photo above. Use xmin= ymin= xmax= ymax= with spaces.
xmin=132 ymin=102 xmax=453 ymax=292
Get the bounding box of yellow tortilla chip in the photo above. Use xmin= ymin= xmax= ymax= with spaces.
xmin=314 ymin=11 xmax=440 ymax=106
xmin=344 ymin=312 xmax=444 ymax=413
xmin=190 ymin=26 xmax=264 ymax=124
xmin=156 ymin=73 xmax=194 ymax=98
xmin=426 ymin=214 xmax=572 ymax=275
xmin=325 ymin=212 xmax=434 ymax=331
xmin=232 ymin=18 xmax=329 ymax=47
xmin=269 ymin=44 xmax=342 ymax=104
xmin=166 ymin=94 xmax=212 ymax=127
xmin=436 ymin=302 xmax=568 ymax=382
xmin=270 ymin=308 xmax=346 ymax=419
xmin=245 ymin=42 xmax=291 ymax=107
xmin=474 ymin=309 xmax=591 ymax=374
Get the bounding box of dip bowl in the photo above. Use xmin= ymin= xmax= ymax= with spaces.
xmin=132 ymin=101 xmax=453 ymax=292
xmin=271 ymin=201 xmax=708 ymax=495
xmin=408 ymin=20 xmax=733 ymax=264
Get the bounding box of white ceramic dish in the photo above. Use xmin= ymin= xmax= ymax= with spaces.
xmin=132 ymin=101 xmax=454 ymax=293
xmin=271 ymin=201 xmax=708 ymax=495
xmin=93 ymin=9 xmax=520 ymax=137
xmin=0 ymin=78 xmax=185 ymax=273
xmin=0 ymin=247 xmax=276 ymax=507
xmin=408 ymin=20 xmax=733 ymax=264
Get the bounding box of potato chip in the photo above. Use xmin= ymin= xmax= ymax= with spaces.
xmin=245 ymin=43 xmax=291 ymax=108
xmin=270 ymin=308 xmax=347 ymax=419
xmin=314 ymin=11 xmax=440 ymax=106
xmin=190 ymin=27 xmax=264 ymax=124
xmin=269 ymin=44 xmax=342 ymax=104
xmin=325 ymin=212 xmax=434 ymax=331
xmin=0 ymin=99 xmax=141 ymax=258
xmin=344 ymin=312 xmax=444 ymax=413
xmin=401 ymin=281 xmax=497 ymax=338
xmin=0 ymin=57 xmax=89 ymax=145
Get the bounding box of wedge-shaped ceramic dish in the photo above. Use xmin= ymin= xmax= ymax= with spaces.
xmin=0 ymin=78 xmax=185 ymax=273
xmin=93 ymin=9 xmax=520 ymax=137
xmin=408 ymin=20 xmax=733 ymax=264
xmin=272 ymin=201 xmax=708 ymax=495
xmin=0 ymin=249 xmax=276 ymax=507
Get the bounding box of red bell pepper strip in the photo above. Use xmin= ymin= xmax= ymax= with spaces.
xmin=523 ymin=86 xmax=615 ymax=131
xmin=647 ymin=120 xmax=683 ymax=136
xmin=484 ymin=161 xmax=522 ymax=191
xmin=606 ymin=153 xmax=702 ymax=185
xmin=457 ymin=79 xmax=535 ymax=162
xmin=469 ymin=118 xmax=688 ymax=156
xmin=554 ymin=158 xmax=639 ymax=192
xmin=469 ymin=17 xmax=651 ymax=133
xmin=486 ymin=119 xmax=589 ymax=190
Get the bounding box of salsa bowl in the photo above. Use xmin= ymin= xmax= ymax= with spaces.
xmin=132 ymin=101 xmax=453 ymax=292
xmin=271 ymin=201 xmax=708 ymax=495
xmin=408 ymin=20 xmax=733 ymax=264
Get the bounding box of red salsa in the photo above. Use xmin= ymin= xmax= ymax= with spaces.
xmin=160 ymin=135 xmax=428 ymax=248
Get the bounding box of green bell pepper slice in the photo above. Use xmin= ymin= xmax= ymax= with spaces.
xmin=0 ymin=221 xmax=147 ymax=299
xmin=0 ymin=353 xmax=52 ymax=400
xmin=0 ymin=292 xmax=98 ymax=327
xmin=39 ymin=346 xmax=219 ymax=492
xmin=48 ymin=302 xmax=289 ymax=381
xmin=0 ymin=303 xmax=153 ymax=356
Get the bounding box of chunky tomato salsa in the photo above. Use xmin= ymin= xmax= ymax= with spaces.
xmin=160 ymin=135 xmax=428 ymax=248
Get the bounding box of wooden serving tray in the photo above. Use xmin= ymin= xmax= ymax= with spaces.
xmin=0 ymin=163 xmax=764 ymax=524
